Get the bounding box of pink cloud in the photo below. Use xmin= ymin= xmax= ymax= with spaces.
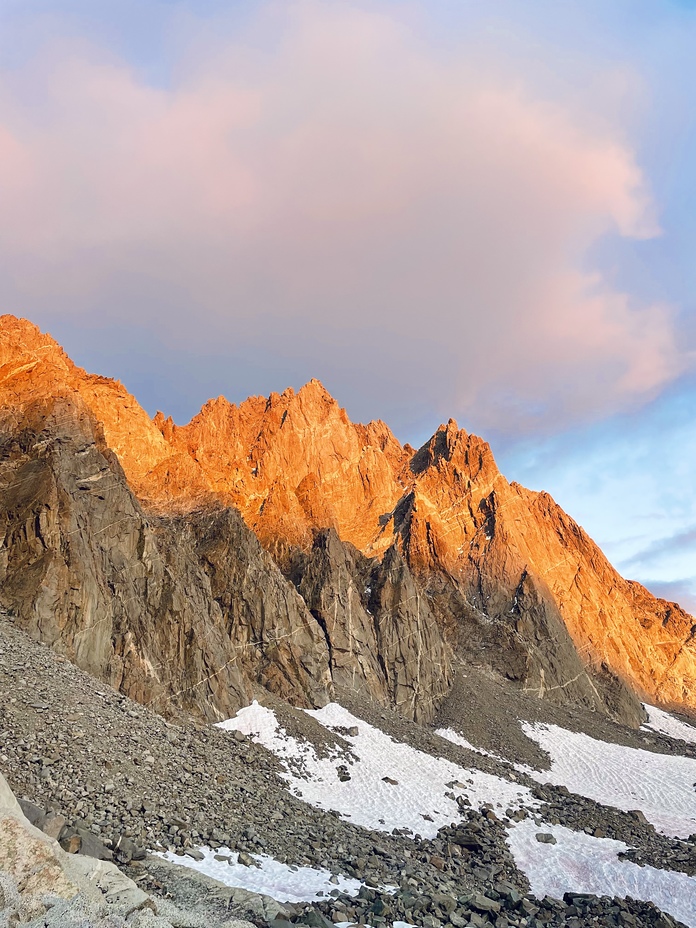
xmin=0 ymin=0 xmax=684 ymax=431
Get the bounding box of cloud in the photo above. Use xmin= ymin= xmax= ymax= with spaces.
xmin=624 ymin=526 xmax=696 ymax=568
xmin=0 ymin=0 xmax=686 ymax=433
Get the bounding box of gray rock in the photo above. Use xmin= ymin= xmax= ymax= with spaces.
xmin=18 ymin=798 xmax=46 ymax=830
xmin=469 ymin=893 xmax=501 ymax=914
xmin=184 ymin=848 xmax=205 ymax=861
xmin=42 ymin=811 xmax=67 ymax=840
xmin=73 ymin=827 xmax=114 ymax=861
xmin=114 ymin=835 xmax=137 ymax=863
xmin=60 ymin=833 xmax=82 ymax=854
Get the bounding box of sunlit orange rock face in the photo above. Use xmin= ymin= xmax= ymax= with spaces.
xmin=156 ymin=383 xmax=413 ymax=553
xmin=1 ymin=315 xmax=695 ymax=716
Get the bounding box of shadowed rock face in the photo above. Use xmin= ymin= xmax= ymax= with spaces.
xmin=0 ymin=315 xmax=693 ymax=724
xmin=0 ymin=400 xmax=451 ymax=720
xmin=0 ymin=402 xmax=283 ymax=720
xmin=290 ymin=529 xmax=452 ymax=723
xmin=0 ymin=317 xmax=450 ymax=720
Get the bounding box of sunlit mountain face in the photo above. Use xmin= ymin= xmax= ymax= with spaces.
xmin=0 ymin=2 xmax=694 ymax=639
xmin=1 ymin=314 xmax=694 ymax=726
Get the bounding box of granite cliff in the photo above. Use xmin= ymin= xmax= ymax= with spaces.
xmin=0 ymin=315 xmax=693 ymax=724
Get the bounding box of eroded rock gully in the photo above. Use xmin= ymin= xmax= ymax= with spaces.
xmin=0 ymin=314 xmax=694 ymax=724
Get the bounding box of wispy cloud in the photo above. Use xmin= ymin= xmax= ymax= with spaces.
xmin=0 ymin=0 xmax=685 ymax=435
xmin=624 ymin=526 xmax=696 ymax=568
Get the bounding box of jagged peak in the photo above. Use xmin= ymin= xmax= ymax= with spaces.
xmin=295 ymin=378 xmax=337 ymax=406
xmin=153 ymin=410 xmax=175 ymax=441
xmin=410 ymin=419 xmax=468 ymax=472
xmin=359 ymin=418 xmax=403 ymax=454
xmin=177 ymin=395 xmax=239 ymax=433
xmin=299 ymin=376 xmax=329 ymax=392
xmin=408 ymin=419 xmax=501 ymax=485
xmin=0 ymin=314 xmax=72 ymax=370
xmin=178 ymin=381 xmax=344 ymax=436
xmin=363 ymin=417 xmax=395 ymax=436
xmin=438 ymin=417 xmax=468 ymax=443
xmin=0 ymin=314 xmax=47 ymax=340
xmin=200 ymin=395 xmax=237 ymax=416
xmin=256 ymin=379 xmax=347 ymax=430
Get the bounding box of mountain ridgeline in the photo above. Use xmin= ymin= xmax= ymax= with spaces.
xmin=0 ymin=315 xmax=693 ymax=726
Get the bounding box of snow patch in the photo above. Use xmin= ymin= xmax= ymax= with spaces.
xmin=217 ymin=703 xmax=696 ymax=923
xmin=520 ymin=722 xmax=696 ymax=837
xmin=507 ymin=820 xmax=696 ymax=928
xmin=217 ymin=701 xmax=305 ymax=762
xmin=643 ymin=705 xmax=696 ymax=746
xmin=158 ymin=848 xmax=363 ymax=903
xmin=220 ymin=702 xmax=536 ymax=838
xmin=435 ymin=727 xmax=505 ymax=761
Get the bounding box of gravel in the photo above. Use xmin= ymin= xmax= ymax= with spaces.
xmin=1 ymin=617 xmax=694 ymax=928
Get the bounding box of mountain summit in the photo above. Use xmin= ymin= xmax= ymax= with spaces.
xmin=0 ymin=314 xmax=694 ymax=724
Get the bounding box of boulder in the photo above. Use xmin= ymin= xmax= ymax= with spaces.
xmin=0 ymin=770 xmax=152 ymax=920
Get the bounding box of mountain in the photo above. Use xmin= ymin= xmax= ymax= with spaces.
xmin=0 ymin=316 xmax=449 ymax=722
xmin=0 ymin=314 xmax=694 ymax=725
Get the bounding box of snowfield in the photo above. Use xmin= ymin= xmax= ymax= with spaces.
xmin=507 ymin=820 xmax=696 ymax=928
xmin=643 ymin=704 xmax=696 ymax=745
xmin=158 ymin=848 xmax=364 ymax=903
xmin=220 ymin=701 xmax=536 ymax=838
xmin=152 ymin=701 xmax=696 ymax=925
xmin=520 ymin=721 xmax=696 ymax=837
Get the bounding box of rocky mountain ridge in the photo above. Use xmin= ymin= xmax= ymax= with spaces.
xmin=0 ymin=315 xmax=694 ymax=724
xmin=0 ymin=316 xmax=449 ymax=722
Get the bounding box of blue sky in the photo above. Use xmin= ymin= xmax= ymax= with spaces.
xmin=0 ymin=0 xmax=694 ymax=610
